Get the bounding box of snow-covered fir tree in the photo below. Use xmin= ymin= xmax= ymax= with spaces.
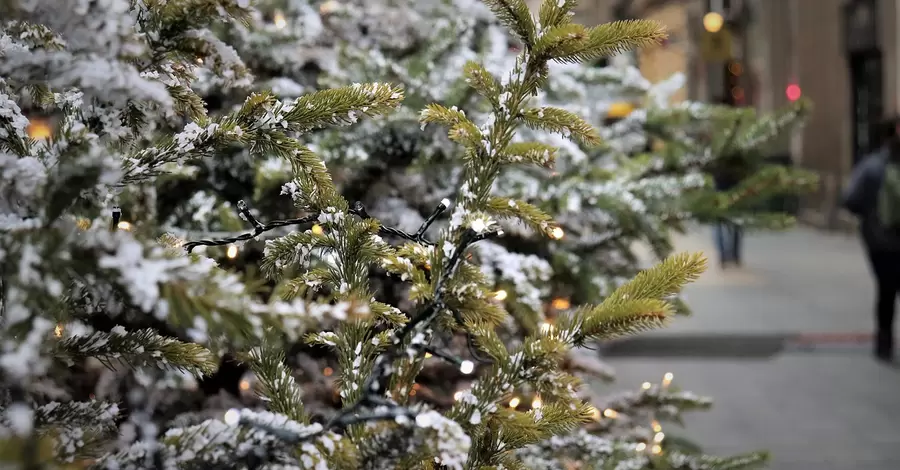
xmin=0 ymin=0 xmax=805 ymax=468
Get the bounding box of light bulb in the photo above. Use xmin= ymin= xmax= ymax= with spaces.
xmin=195 ymin=57 xmax=204 ymax=65
xmin=226 ymin=245 xmax=238 ymax=259
xmin=239 ymin=380 xmax=251 ymax=391
xmin=651 ymin=444 xmax=663 ymax=455
xmin=654 ymin=432 xmax=665 ymax=443
xmin=589 ymin=406 xmax=601 ymax=421
xmin=453 ymin=391 xmax=464 ymax=401
xmin=531 ymin=396 xmax=542 ymax=409
xmin=549 ymin=226 xmax=564 ymax=240
xmin=273 ymin=10 xmax=287 ymax=29
xmin=424 ymin=352 xmax=432 ymax=359
xmin=493 ymin=290 xmax=508 ymax=301
xmin=652 ymin=420 xmax=662 ymax=432
xmin=460 ymin=360 xmax=474 ymax=375
xmin=603 ymin=409 xmax=618 ymax=419
xmin=224 ymin=408 xmax=241 ymax=426
xmin=311 ymin=224 xmax=324 ymax=235
xmin=117 ymin=221 xmax=132 ymax=231
xmin=509 ymin=397 xmax=520 ymax=408
xmin=635 ymin=442 xmax=647 ymax=452
xmin=641 ymin=382 xmax=652 ymax=390
xmin=551 ymin=298 xmax=570 ymax=310
xmin=26 ymin=119 xmax=52 ymax=140
xmin=703 ymin=12 xmax=724 ymax=33
xmin=323 ymin=367 xmax=333 ymax=377
xmin=54 ymin=324 xmax=63 ymax=338
xmin=662 ymin=372 xmax=674 ymax=386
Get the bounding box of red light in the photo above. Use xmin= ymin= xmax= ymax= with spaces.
xmin=786 ymin=84 xmax=802 ymax=102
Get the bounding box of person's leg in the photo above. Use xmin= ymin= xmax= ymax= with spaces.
xmin=870 ymin=252 xmax=898 ymax=360
xmin=732 ymin=224 xmax=743 ymax=266
xmin=713 ymin=222 xmax=729 ymax=267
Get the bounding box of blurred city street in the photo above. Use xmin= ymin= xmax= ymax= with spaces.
xmin=601 ymin=226 xmax=900 ymax=470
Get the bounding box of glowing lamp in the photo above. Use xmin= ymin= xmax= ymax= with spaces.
xmin=606 ymin=102 xmax=634 ymax=119
xmin=786 ymin=84 xmax=802 ymax=102
xmin=27 ymin=119 xmax=52 ymax=140
xmin=703 ymin=12 xmax=724 ymax=33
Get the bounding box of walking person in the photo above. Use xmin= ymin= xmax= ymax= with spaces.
xmin=842 ymin=118 xmax=900 ymax=362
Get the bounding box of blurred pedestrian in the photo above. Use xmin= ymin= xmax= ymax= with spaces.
xmin=842 ymin=117 xmax=900 ymax=362
xmin=709 ymin=96 xmax=745 ymax=269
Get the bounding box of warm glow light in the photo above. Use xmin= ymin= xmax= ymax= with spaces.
xmin=641 ymin=382 xmax=652 ymax=390
xmin=239 ymin=380 xmax=251 ymax=391
xmin=531 ymin=396 xmax=542 ymax=409
xmin=607 ymin=102 xmax=635 ymax=119
xmin=635 ymin=442 xmax=647 ymax=452
xmin=424 ymin=352 xmax=432 ymax=359
xmin=413 ymin=383 xmax=421 ymax=390
xmin=549 ymin=226 xmax=565 ymax=240
xmin=651 ymin=444 xmax=663 ymax=455
xmin=728 ymin=62 xmax=743 ymax=76
xmin=551 ymin=298 xmax=571 ymax=310
xmin=453 ymin=390 xmax=464 ymax=401
xmin=652 ymin=420 xmax=662 ymax=432
xmin=27 ymin=120 xmax=52 ymax=140
xmin=323 ymin=367 xmax=334 ymax=377
xmin=311 ymin=224 xmax=324 ymax=235
xmin=603 ymin=409 xmax=618 ymax=419
xmin=703 ymin=12 xmax=724 ymax=33
xmin=224 ymin=409 xmax=240 ymax=426
xmin=319 ymin=0 xmax=339 ymax=14
xmin=460 ymin=360 xmax=475 ymax=375
xmin=226 ymin=245 xmax=239 ymax=259
xmin=409 ymin=389 xmax=417 ymax=396
xmin=54 ymin=324 xmax=63 ymax=338
xmin=76 ymin=218 xmax=91 ymax=230
xmin=509 ymin=396 xmax=521 ymax=408
xmin=493 ymin=289 xmax=508 ymax=301
xmin=196 ymin=57 xmax=204 ymax=65
xmin=117 ymin=221 xmax=132 ymax=231
xmin=654 ymin=432 xmax=665 ymax=443
xmin=589 ymin=406 xmax=601 ymax=421
xmin=786 ymin=84 xmax=802 ymax=102
xmin=273 ymin=10 xmax=287 ymax=29
xmin=662 ymin=372 xmax=674 ymax=386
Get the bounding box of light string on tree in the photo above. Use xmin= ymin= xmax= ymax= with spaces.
xmin=184 ymin=197 xmax=497 ymax=443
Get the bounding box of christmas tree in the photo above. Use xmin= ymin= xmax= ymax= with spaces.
xmin=0 ymin=0 xmax=804 ymax=468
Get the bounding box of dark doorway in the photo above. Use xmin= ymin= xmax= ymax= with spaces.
xmin=848 ymin=51 xmax=883 ymax=164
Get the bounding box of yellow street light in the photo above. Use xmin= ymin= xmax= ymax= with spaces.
xmin=703 ymin=12 xmax=724 ymax=33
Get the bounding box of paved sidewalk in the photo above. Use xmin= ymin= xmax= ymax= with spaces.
xmin=601 ymin=226 xmax=900 ymax=470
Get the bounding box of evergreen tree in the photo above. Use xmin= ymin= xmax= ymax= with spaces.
xmin=0 ymin=0 xmax=806 ymax=468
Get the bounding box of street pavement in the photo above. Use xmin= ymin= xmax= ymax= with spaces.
xmin=597 ymin=226 xmax=900 ymax=470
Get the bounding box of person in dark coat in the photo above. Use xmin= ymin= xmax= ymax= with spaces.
xmin=711 ymin=160 xmax=744 ymax=269
xmin=842 ymin=117 xmax=900 ymax=361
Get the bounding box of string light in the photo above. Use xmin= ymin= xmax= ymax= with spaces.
xmin=226 ymin=245 xmax=238 ymax=259
xmin=662 ymin=372 xmax=674 ymax=387
xmin=635 ymin=442 xmax=647 ymax=452
xmin=641 ymin=382 xmax=652 ymax=390
xmin=117 ymin=221 xmax=132 ymax=231
xmin=459 ymin=360 xmax=474 ymax=375
xmin=54 ymin=324 xmax=63 ymax=338
xmin=224 ymin=409 xmax=240 ymax=426
xmin=453 ymin=390 xmax=464 ymax=401
xmin=195 ymin=57 xmax=204 ymax=65
xmin=508 ymin=396 xmax=520 ymax=408
xmin=311 ymin=224 xmax=324 ymax=235
xmin=424 ymin=352 xmax=432 ymax=359
xmin=653 ymin=432 xmax=665 ymax=443
xmin=651 ymin=444 xmax=663 ymax=455
xmin=588 ymin=406 xmax=601 ymax=421
xmin=603 ymin=409 xmax=618 ymax=419
xmin=493 ymin=289 xmax=508 ymax=301
xmin=323 ymin=367 xmax=334 ymax=377
xmin=273 ymin=10 xmax=287 ymax=29
xmin=702 ymin=11 xmax=724 ymax=33
xmin=652 ymin=420 xmax=662 ymax=432
xmin=551 ymin=298 xmax=570 ymax=310
xmin=531 ymin=396 xmax=542 ymax=409
xmin=549 ymin=226 xmax=565 ymax=240
xmin=26 ymin=119 xmax=52 ymax=140
xmin=319 ymin=0 xmax=339 ymax=14
xmin=239 ymin=380 xmax=251 ymax=391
